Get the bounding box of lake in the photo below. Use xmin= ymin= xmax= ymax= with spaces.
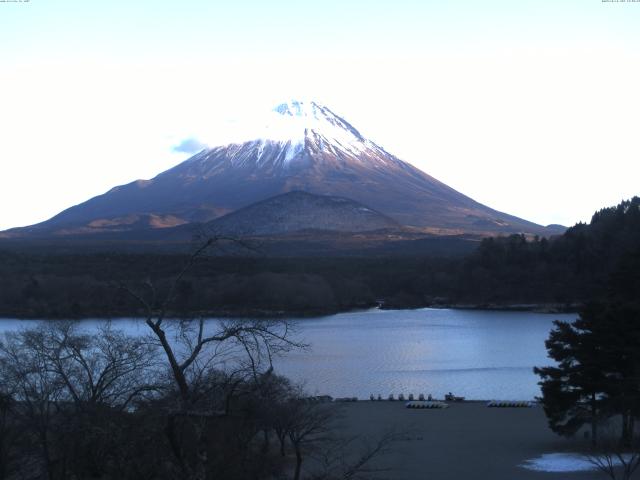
xmin=0 ymin=308 xmax=576 ymax=400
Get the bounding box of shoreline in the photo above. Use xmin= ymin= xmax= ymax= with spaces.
xmin=0 ymin=302 xmax=580 ymax=321
xmin=381 ymin=302 xmax=580 ymax=314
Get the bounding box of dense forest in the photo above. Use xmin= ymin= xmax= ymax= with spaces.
xmin=0 ymin=197 xmax=638 ymax=318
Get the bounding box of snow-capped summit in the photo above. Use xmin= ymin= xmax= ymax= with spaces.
xmin=188 ymin=100 xmax=387 ymax=170
xmin=273 ymin=99 xmax=324 ymax=118
xmin=192 ymin=100 xmax=372 ymax=167
xmin=6 ymin=101 xmax=563 ymax=238
xmin=272 ymin=99 xmax=363 ymax=140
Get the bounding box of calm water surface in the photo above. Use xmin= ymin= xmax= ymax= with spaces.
xmin=0 ymin=308 xmax=576 ymax=400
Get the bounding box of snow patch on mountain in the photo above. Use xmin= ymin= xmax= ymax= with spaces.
xmin=180 ymin=100 xmax=378 ymax=166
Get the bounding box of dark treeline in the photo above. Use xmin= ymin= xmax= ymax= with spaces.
xmin=461 ymin=197 xmax=640 ymax=305
xmin=1 ymin=197 xmax=639 ymax=318
xmin=531 ymin=200 xmax=640 ymax=474
xmin=0 ymin=253 xmax=439 ymax=318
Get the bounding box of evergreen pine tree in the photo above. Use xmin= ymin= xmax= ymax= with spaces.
xmin=535 ymin=302 xmax=640 ymax=445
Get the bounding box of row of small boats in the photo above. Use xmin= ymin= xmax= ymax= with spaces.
xmin=406 ymin=400 xmax=534 ymax=409
xmin=369 ymin=393 xmax=439 ymax=401
xmin=336 ymin=395 xmax=534 ymax=407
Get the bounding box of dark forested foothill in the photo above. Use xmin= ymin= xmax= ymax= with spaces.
xmin=0 ymin=197 xmax=639 ymax=318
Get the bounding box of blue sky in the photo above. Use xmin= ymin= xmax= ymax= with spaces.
xmin=1 ymin=0 xmax=639 ymax=229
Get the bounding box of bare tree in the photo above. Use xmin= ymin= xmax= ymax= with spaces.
xmin=121 ymin=238 xmax=301 ymax=407
xmin=0 ymin=391 xmax=19 ymax=480
xmin=277 ymin=396 xmax=403 ymax=480
xmin=0 ymin=331 xmax=66 ymax=480
xmin=0 ymin=322 xmax=161 ymax=480
xmin=311 ymin=428 xmax=403 ymax=480
xmin=23 ymin=321 xmax=159 ymax=410
xmin=120 ymin=237 xmax=304 ymax=480
xmin=284 ymin=400 xmax=337 ymax=480
xmin=587 ymin=422 xmax=640 ymax=480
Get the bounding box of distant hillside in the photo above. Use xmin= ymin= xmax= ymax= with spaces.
xmin=0 ymin=192 xmax=480 ymax=257
xmin=448 ymin=196 xmax=640 ymax=306
xmin=206 ymin=191 xmax=400 ymax=236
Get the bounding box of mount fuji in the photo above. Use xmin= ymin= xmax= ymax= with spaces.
xmin=3 ymin=100 xmax=562 ymax=242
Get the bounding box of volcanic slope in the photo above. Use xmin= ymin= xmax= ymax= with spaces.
xmin=4 ymin=100 xmax=562 ymax=238
xmin=206 ymin=191 xmax=400 ymax=236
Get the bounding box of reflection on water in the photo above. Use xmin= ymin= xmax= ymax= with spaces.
xmin=0 ymin=308 xmax=576 ymax=400
xmin=271 ymin=308 xmax=576 ymax=400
